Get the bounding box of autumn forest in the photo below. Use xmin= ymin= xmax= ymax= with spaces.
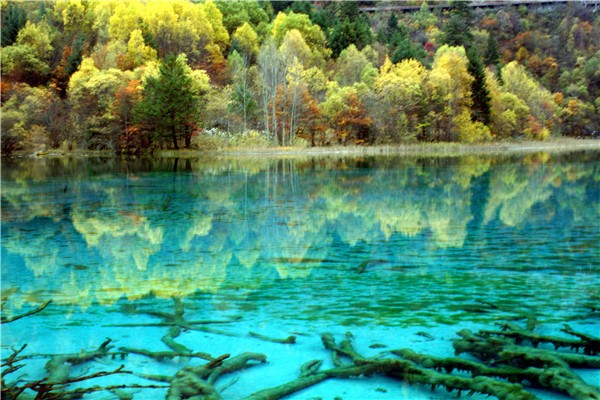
xmin=1 ymin=0 xmax=599 ymax=154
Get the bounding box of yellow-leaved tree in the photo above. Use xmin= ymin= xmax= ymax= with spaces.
xmin=376 ymin=57 xmax=427 ymax=142
xmin=499 ymin=61 xmax=555 ymax=139
xmin=424 ymin=45 xmax=490 ymax=142
xmin=272 ymin=11 xmax=330 ymax=68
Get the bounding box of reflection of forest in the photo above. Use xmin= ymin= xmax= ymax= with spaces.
xmin=1 ymin=153 xmax=598 ymax=311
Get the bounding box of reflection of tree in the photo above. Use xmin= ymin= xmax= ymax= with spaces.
xmin=312 ymin=158 xmax=489 ymax=248
xmin=2 ymin=153 xmax=597 ymax=310
xmin=376 ymin=201 xmax=423 ymax=238
xmin=483 ymin=159 xmax=570 ymax=227
xmin=72 ymin=207 xmax=163 ymax=271
xmin=553 ymin=162 xmax=600 ymax=224
xmin=180 ymin=213 xmax=212 ymax=252
xmin=2 ymin=223 xmax=61 ymax=277
xmin=1 ymin=182 xmax=65 ymax=222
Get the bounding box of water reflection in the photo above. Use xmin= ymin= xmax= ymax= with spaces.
xmin=1 ymin=153 xmax=598 ymax=324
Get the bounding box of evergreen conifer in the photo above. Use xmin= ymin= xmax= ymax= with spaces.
xmin=136 ymin=55 xmax=198 ymax=149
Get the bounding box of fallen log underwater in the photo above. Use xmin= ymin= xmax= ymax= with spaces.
xmin=1 ymin=299 xmax=598 ymax=399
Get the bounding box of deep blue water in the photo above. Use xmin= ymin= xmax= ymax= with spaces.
xmin=1 ymin=152 xmax=598 ymax=399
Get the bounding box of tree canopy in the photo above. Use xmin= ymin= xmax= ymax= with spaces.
xmin=135 ymin=54 xmax=200 ymax=149
xmin=1 ymin=0 xmax=598 ymax=154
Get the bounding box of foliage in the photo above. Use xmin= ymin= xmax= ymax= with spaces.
xmin=328 ymin=14 xmax=373 ymax=59
xmin=424 ymin=45 xmax=474 ymax=142
xmin=467 ymin=48 xmax=492 ymax=126
xmin=135 ymin=54 xmax=201 ymax=150
xmin=231 ymin=22 xmax=259 ymax=60
xmin=501 ymin=61 xmax=556 ymax=131
xmin=334 ymin=44 xmax=377 ymax=88
xmin=1 ymin=2 xmax=27 ymax=47
xmin=2 ymin=20 xmax=55 ymax=86
xmin=376 ymin=58 xmax=427 ymax=142
xmin=215 ymin=0 xmax=270 ymax=35
xmin=272 ymin=11 xmax=330 ymax=65
xmin=1 ymin=0 xmax=598 ymax=153
xmin=333 ymin=91 xmax=373 ymax=145
xmin=484 ymin=31 xmax=500 ymax=66
xmin=68 ymin=58 xmax=130 ymax=150
xmin=296 ymin=91 xmax=327 ymax=146
xmin=391 ymin=37 xmax=427 ymax=65
xmin=228 ymin=50 xmax=258 ymax=132
xmin=441 ymin=13 xmax=473 ymax=48
xmin=453 ymin=111 xmax=492 ymax=143
xmin=321 ymin=84 xmax=372 ymax=145
xmin=1 ymin=83 xmax=68 ymax=154
xmin=382 ymin=13 xmax=427 ymax=65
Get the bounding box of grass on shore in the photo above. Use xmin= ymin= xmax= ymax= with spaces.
xmin=13 ymin=137 xmax=600 ymax=159
xmin=156 ymin=137 xmax=600 ymax=158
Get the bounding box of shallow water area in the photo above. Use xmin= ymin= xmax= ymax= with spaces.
xmin=1 ymin=152 xmax=599 ymax=399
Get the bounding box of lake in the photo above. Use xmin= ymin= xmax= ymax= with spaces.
xmin=1 ymin=151 xmax=598 ymax=400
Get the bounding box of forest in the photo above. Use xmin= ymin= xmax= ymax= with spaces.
xmin=1 ymin=0 xmax=599 ymax=154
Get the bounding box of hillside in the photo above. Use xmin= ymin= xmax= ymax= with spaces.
xmin=1 ymin=0 xmax=598 ymax=154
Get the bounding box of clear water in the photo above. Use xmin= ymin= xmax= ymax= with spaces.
xmin=1 ymin=152 xmax=599 ymax=399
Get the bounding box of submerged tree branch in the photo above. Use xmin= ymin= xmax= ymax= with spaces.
xmin=1 ymin=301 xmax=52 ymax=323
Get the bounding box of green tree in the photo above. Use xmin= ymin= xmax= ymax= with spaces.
xmin=136 ymin=54 xmax=200 ymax=149
xmin=441 ymin=2 xmax=473 ymax=48
xmin=451 ymin=1 xmax=474 ymax=25
xmin=215 ymin=0 xmax=269 ymax=35
xmin=440 ymin=4 xmax=492 ymax=128
xmin=336 ymin=1 xmax=360 ymax=20
xmin=334 ymin=44 xmax=377 ymax=88
xmin=2 ymin=21 xmax=55 ymax=86
xmin=412 ymin=2 xmax=437 ymax=29
xmin=1 ymin=2 xmax=27 ymax=47
xmin=231 ymin=22 xmax=259 ymax=60
xmin=272 ymin=11 xmax=330 ymax=64
xmin=126 ymin=29 xmax=157 ymax=68
xmin=441 ymin=14 xmax=472 ymax=48
xmin=228 ymin=50 xmax=257 ymax=132
xmin=379 ymin=14 xmax=426 ymax=65
xmin=289 ymin=1 xmax=313 ymax=16
xmin=484 ymin=31 xmax=500 ymax=66
xmin=467 ymin=48 xmax=491 ymax=126
xmin=328 ymin=10 xmax=372 ymax=58
xmin=501 ymin=61 xmax=556 ymax=133
xmin=1 ymin=85 xmax=66 ymax=154
xmin=311 ymin=4 xmax=336 ymax=34
xmin=391 ymin=37 xmax=427 ymax=65
xmin=383 ymin=12 xmax=399 ymax=43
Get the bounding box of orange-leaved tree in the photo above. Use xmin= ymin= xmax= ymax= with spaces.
xmin=334 ymin=92 xmax=372 ymax=145
xmin=297 ymin=91 xmax=327 ymax=147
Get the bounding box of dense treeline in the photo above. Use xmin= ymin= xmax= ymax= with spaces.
xmin=1 ymin=0 xmax=599 ymax=154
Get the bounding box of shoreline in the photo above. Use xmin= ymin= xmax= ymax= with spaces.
xmin=8 ymin=138 xmax=600 ymax=159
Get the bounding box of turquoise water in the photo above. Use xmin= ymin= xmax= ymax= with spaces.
xmin=1 ymin=152 xmax=598 ymax=399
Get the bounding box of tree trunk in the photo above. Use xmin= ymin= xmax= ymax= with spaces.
xmin=171 ymin=124 xmax=178 ymax=150
xmin=184 ymin=130 xmax=191 ymax=149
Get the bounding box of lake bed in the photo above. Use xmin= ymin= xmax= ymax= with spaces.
xmin=2 ymin=151 xmax=598 ymax=399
